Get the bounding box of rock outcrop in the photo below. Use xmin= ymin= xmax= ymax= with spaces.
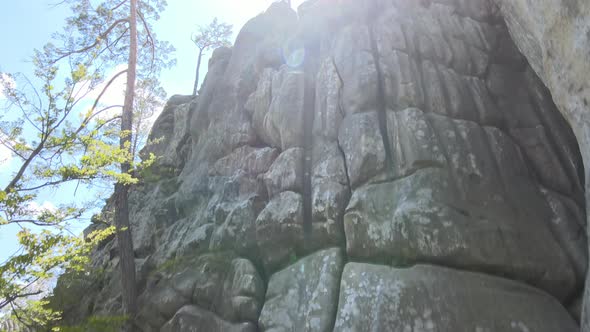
xmin=52 ymin=0 xmax=589 ymax=331
xmin=492 ymin=1 xmax=590 ymax=328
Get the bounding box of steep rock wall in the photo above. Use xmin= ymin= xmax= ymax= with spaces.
xmin=53 ymin=0 xmax=588 ymax=331
xmin=492 ymin=1 xmax=590 ymax=329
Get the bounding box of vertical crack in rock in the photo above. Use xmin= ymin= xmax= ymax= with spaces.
xmin=302 ymin=38 xmax=320 ymax=244
xmin=367 ymin=19 xmax=394 ymax=175
xmin=327 ymin=250 xmax=347 ymax=332
xmin=337 ymin=141 xmax=353 ymax=198
xmin=330 ymin=56 xmax=353 ymax=197
xmin=331 ymin=56 xmax=353 ymax=251
xmin=330 ymin=56 xmax=347 ymax=121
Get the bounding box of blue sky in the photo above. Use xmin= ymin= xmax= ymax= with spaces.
xmin=0 ymin=0 xmax=305 ymax=262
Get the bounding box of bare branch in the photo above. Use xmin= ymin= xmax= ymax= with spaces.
xmin=19 ymin=176 xmax=94 ymax=192
xmin=20 ymin=76 xmax=44 ymax=132
xmin=94 ymin=104 xmax=124 ymax=119
xmin=89 ymin=69 xmax=128 ymax=116
xmin=110 ymin=0 xmax=127 ymax=12
xmin=138 ymin=9 xmax=155 ymax=65
xmin=47 ymin=0 xmax=69 ymax=9
xmin=6 ymin=219 xmax=62 ymax=226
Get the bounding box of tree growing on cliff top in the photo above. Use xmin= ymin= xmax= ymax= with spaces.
xmin=191 ymin=18 xmax=233 ymax=95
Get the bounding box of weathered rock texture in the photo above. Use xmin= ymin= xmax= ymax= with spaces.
xmin=52 ymin=0 xmax=589 ymax=331
xmin=491 ymin=1 xmax=590 ymax=329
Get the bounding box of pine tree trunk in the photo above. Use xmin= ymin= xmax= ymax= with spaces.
xmin=192 ymin=49 xmax=204 ymax=96
xmin=116 ymin=0 xmax=138 ymax=329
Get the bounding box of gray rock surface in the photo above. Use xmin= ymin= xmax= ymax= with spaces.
xmin=52 ymin=0 xmax=589 ymax=331
xmin=338 ymin=111 xmax=385 ymax=187
xmin=161 ymin=305 xmax=256 ymax=332
xmin=345 ymin=166 xmax=576 ymax=300
xmin=263 ymin=147 xmax=304 ymax=198
xmin=255 ymin=191 xmax=305 ymax=271
xmin=334 ymin=263 xmax=578 ymax=331
xmin=491 ymin=1 xmax=590 ymax=326
xmin=210 ymin=145 xmax=279 ymax=177
xmin=136 ymin=253 xmax=264 ymax=330
xmin=259 ymin=248 xmax=344 ymax=332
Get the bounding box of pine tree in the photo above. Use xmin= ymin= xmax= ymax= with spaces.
xmin=191 ymin=18 xmax=232 ymax=95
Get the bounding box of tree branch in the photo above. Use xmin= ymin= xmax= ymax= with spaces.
xmin=101 ymin=27 xmax=130 ymax=59
xmin=110 ymin=0 xmax=127 ymax=12
xmin=20 ymin=76 xmax=44 ymax=133
xmin=52 ymin=18 xmax=130 ymax=64
xmin=10 ymin=301 xmax=33 ymax=329
xmin=0 ymin=139 xmax=26 ymax=160
xmin=138 ymin=9 xmax=155 ymax=66
xmin=94 ymin=115 xmax=122 ymax=133
xmin=56 ymin=68 xmax=127 ymax=153
xmin=89 ymin=69 xmax=128 ymax=117
xmin=19 ymin=176 xmax=94 ymax=192
xmin=0 ymin=290 xmax=42 ymax=310
xmin=4 ymin=141 xmax=46 ymax=193
xmin=6 ymin=219 xmax=61 ymax=226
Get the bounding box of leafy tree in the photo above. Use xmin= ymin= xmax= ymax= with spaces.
xmin=44 ymin=0 xmax=174 ymax=328
xmin=0 ymin=51 xmax=128 ymax=330
xmin=0 ymin=0 xmax=174 ymax=329
xmin=191 ymin=18 xmax=232 ymax=95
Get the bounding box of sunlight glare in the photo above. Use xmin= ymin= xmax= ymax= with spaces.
xmin=230 ymin=0 xmax=308 ymax=15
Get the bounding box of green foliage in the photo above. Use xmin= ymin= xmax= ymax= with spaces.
xmin=138 ymin=154 xmax=175 ymax=184
xmin=191 ymin=17 xmax=233 ymax=51
xmin=0 ymin=0 xmax=175 ymax=326
xmin=150 ymin=251 xmax=235 ymax=282
xmin=55 ymin=315 xmax=127 ymax=332
xmin=53 ymin=0 xmax=176 ymax=79
xmin=9 ymin=299 xmax=62 ymax=330
xmin=0 ymin=227 xmax=116 ymax=330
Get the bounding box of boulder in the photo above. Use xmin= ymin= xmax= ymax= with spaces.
xmin=334 ymin=263 xmax=578 ymax=331
xmin=259 ymin=248 xmax=344 ymax=332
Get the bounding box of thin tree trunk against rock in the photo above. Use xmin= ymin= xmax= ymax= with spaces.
xmin=192 ymin=49 xmax=204 ymax=96
xmin=114 ymin=184 xmax=137 ymax=328
xmin=116 ymin=0 xmax=138 ymax=329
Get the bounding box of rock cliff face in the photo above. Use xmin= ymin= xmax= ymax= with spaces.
xmin=491 ymin=1 xmax=590 ymax=329
xmin=53 ymin=0 xmax=589 ymax=330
